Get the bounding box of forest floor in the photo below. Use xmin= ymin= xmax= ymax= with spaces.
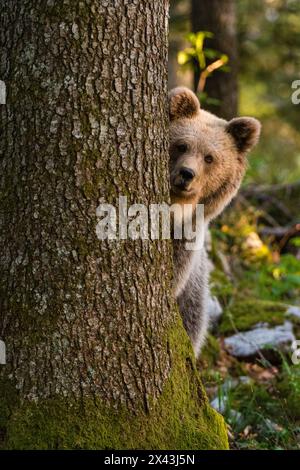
xmin=199 ymin=195 xmax=300 ymax=450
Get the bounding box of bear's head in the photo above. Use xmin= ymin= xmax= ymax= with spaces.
xmin=169 ymin=87 xmax=261 ymax=221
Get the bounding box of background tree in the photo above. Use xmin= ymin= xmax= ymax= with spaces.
xmin=191 ymin=0 xmax=238 ymax=119
xmin=237 ymin=0 xmax=300 ymax=184
xmin=169 ymin=0 xmax=190 ymax=88
xmin=0 ymin=0 xmax=227 ymax=449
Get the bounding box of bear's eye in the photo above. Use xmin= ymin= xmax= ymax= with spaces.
xmin=176 ymin=143 xmax=188 ymax=153
xmin=204 ymin=154 xmax=214 ymax=164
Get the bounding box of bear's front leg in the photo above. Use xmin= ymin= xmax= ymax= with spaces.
xmin=176 ymin=249 xmax=209 ymax=357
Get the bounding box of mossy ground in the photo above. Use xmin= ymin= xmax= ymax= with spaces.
xmin=202 ymin=208 xmax=300 ymax=450
xmin=219 ymin=299 xmax=287 ymax=335
xmin=0 ymin=317 xmax=228 ymax=450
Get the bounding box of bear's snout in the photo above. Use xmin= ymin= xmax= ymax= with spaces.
xmin=179 ymin=167 xmax=195 ymax=182
xmin=172 ymin=167 xmax=195 ymax=191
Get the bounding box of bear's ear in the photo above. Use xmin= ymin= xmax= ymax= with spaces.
xmin=169 ymin=87 xmax=200 ymax=121
xmin=226 ymin=117 xmax=261 ymax=153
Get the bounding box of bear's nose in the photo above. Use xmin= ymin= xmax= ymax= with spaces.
xmin=179 ymin=167 xmax=195 ymax=182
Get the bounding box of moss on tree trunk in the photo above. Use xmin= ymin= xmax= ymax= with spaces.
xmin=0 ymin=0 xmax=228 ymax=449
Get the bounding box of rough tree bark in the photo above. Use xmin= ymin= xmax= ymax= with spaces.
xmin=191 ymin=0 xmax=238 ymax=120
xmin=0 ymin=0 xmax=228 ymax=449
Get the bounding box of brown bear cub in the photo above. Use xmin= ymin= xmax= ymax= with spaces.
xmin=169 ymin=87 xmax=261 ymax=357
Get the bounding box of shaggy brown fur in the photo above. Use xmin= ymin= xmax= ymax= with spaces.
xmin=169 ymin=87 xmax=261 ymax=355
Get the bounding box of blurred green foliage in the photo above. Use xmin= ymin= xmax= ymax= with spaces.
xmin=212 ymin=207 xmax=300 ymax=304
xmin=238 ymin=0 xmax=300 ymax=184
xmin=177 ymin=31 xmax=229 ymax=106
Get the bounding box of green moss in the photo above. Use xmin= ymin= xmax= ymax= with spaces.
xmin=82 ymin=180 xmax=96 ymax=200
xmin=0 ymin=317 xmax=228 ymax=450
xmin=220 ymin=299 xmax=287 ymax=335
xmin=198 ymin=333 xmax=221 ymax=368
xmin=210 ymin=269 xmax=234 ymax=305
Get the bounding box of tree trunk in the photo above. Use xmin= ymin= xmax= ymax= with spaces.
xmin=0 ymin=0 xmax=228 ymax=449
xmin=191 ymin=0 xmax=238 ymax=120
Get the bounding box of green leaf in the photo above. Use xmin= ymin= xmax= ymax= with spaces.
xmin=290 ymin=237 xmax=300 ymax=247
xmin=177 ymin=50 xmax=193 ymax=65
xmin=185 ymin=32 xmax=196 ymax=44
xmin=204 ymin=48 xmax=219 ymax=59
